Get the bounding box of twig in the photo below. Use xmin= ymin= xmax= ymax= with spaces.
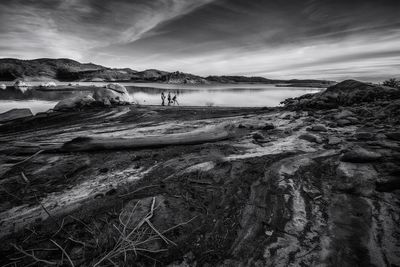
xmin=119 ymin=185 xmax=160 ymax=197
xmin=12 ymin=150 xmax=44 ymax=167
xmin=12 ymin=244 xmax=57 ymax=265
xmin=162 ymin=216 xmax=198 ymax=234
xmin=0 ymin=186 xmax=22 ymax=201
xmin=35 ymin=194 xmax=73 ymax=238
xmin=145 ymin=219 xmax=176 ymax=246
xmin=50 ymin=239 xmax=75 ymax=267
xmin=20 ymin=172 xmax=30 ymax=183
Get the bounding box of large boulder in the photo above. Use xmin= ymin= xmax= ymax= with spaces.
xmin=54 ymin=95 xmax=95 ymax=110
xmin=283 ymin=80 xmax=400 ymax=109
xmin=13 ymin=80 xmax=30 ymax=93
xmin=0 ymin=108 xmax=33 ymax=122
xmin=92 ymin=83 xmax=132 ymax=105
xmin=0 ymin=84 xmax=6 ymax=90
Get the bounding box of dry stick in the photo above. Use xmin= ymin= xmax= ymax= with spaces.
xmin=162 ymin=216 xmax=198 ymax=234
xmin=50 ymin=239 xmax=75 ymax=267
xmin=119 ymin=185 xmax=160 ymax=197
xmin=20 ymin=172 xmax=30 ymax=183
xmin=12 ymin=244 xmax=57 ymax=265
xmin=0 ymin=186 xmax=23 ymax=201
xmin=34 ymin=193 xmax=73 ymax=239
xmin=145 ymin=220 xmax=176 ymax=246
xmin=12 ymin=150 xmax=44 ymax=167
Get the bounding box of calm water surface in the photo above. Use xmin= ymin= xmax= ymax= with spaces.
xmin=0 ymin=82 xmax=322 ymax=114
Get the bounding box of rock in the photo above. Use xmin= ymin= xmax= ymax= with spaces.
xmin=0 ymin=84 xmax=6 ymax=90
xmin=40 ymin=81 xmax=57 ymax=87
xmin=13 ymin=80 xmax=29 ymax=92
xmin=375 ymin=176 xmax=400 ymax=192
xmin=386 ymin=132 xmax=400 ymax=141
xmin=308 ymin=124 xmax=327 ymax=132
xmin=355 ymin=132 xmax=375 ymax=141
xmin=92 ymin=83 xmax=132 ymax=105
xmin=336 ymin=162 xmax=378 ymax=195
xmin=328 ymin=136 xmax=342 ymax=145
xmin=252 ymin=132 xmax=265 ymax=141
xmin=334 ymin=110 xmax=354 ymax=120
xmin=340 ymin=147 xmax=382 ymax=163
xmin=0 ymin=108 xmax=33 ymax=123
xmin=299 ymin=133 xmax=322 ymax=143
xmin=337 ymin=119 xmax=352 ymax=126
xmin=54 ymin=95 xmax=95 ymax=110
xmin=263 ymin=123 xmax=275 ymax=130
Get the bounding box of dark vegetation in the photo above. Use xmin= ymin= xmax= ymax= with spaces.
xmin=382 ymin=78 xmax=400 ymax=89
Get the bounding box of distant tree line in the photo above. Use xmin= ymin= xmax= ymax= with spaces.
xmin=383 ymin=78 xmax=400 ymax=89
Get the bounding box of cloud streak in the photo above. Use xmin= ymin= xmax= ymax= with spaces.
xmin=0 ymin=0 xmax=399 ymax=81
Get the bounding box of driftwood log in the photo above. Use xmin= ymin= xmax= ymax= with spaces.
xmin=61 ymin=123 xmax=237 ymax=152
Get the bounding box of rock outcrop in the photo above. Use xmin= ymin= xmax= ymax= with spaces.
xmin=93 ymin=83 xmax=132 ymax=105
xmin=54 ymin=83 xmax=132 ymax=110
xmin=283 ymin=80 xmax=400 ymax=109
xmin=0 ymin=108 xmax=33 ymax=122
xmin=54 ymin=95 xmax=96 ymax=111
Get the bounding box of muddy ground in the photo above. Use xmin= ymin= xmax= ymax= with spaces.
xmin=0 ymin=100 xmax=399 ymax=266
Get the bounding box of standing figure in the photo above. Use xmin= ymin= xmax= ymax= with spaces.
xmin=161 ymin=92 xmax=166 ymax=106
xmin=168 ymin=92 xmax=171 ymax=105
xmin=172 ymin=94 xmax=179 ymax=106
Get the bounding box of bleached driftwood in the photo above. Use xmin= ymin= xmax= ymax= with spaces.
xmin=61 ymin=123 xmax=236 ymax=152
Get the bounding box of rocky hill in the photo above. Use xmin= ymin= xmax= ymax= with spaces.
xmin=0 ymin=58 xmax=334 ymax=85
xmin=0 ymin=58 xmax=139 ymax=82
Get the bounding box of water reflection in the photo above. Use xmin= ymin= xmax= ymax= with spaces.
xmin=0 ymin=83 xmax=322 ymax=114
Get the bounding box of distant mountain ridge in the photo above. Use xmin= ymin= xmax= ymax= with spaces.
xmin=0 ymin=58 xmax=334 ymax=85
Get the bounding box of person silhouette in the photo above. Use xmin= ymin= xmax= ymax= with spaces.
xmin=167 ymin=92 xmax=171 ymax=105
xmin=161 ymin=92 xmax=166 ymax=106
xmin=172 ymin=94 xmax=179 ymax=105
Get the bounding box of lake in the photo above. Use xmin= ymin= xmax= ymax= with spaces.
xmin=0 ymin=82 xmax=322 ymax=114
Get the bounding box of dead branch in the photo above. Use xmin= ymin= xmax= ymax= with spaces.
xmin=61 ymin=123 xmax=236 ymax=152
xmin=12 ymin=244 xmax=57 ymax=265
xmin=20 ymin=172 xmax=30 ymax=183
xmin=12 ymin=150 xmax=44 ymax=167
xmin=50 ymin=239 xmax=75 ymax=267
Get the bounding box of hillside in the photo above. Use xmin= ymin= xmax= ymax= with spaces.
xmin=0 ymin=58 xmax=334 ymax=85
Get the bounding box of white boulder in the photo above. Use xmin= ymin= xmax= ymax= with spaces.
xmin=0 ymin=84 xmax=6 ymax=90
xmin=40 ymin=81 xmax=57 ymax=87
xmin=93 ymin=83 xmax=132 ymax=105
xmin=14 ymin=80 xmax=30 ymax=92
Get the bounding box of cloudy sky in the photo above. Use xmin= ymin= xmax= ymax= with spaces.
xmin=1 ymin=0 xmax=399 ymax=81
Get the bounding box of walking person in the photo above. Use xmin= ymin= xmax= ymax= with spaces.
xmin=167 ymin=92 xmax=171 ymax=105
xmin=161 ymin=92 xmax=166 ymax=106
xmin=172 ymin=94 xmax=179 ymax=106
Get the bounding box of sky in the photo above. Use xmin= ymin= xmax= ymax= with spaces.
xmin=0 ymin=0 xmax=399 ymax=82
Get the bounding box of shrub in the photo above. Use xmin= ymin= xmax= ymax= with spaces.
xmin=383 ymin=78 xmax=400 ymax=89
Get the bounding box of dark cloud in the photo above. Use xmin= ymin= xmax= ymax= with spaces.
xmin=0 ymin=0 xmax=399 ymax=81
